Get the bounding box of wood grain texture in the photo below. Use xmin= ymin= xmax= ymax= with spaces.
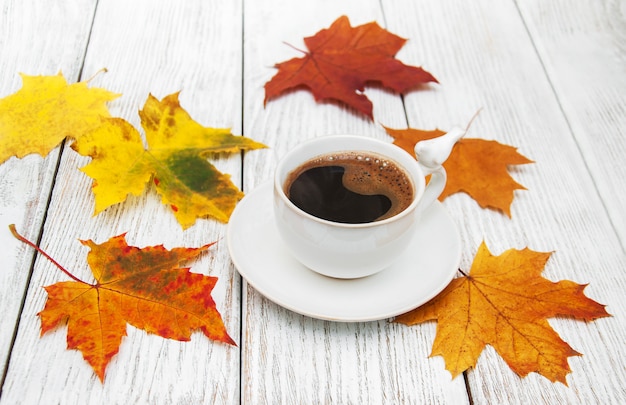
xmin=516 ymin=0 xmax=626 ymax=249
xmin=384 ymin=0 xmax=626 ymax=403
xmin=0 ymin=0 xmax=624 ymax=403
xmin=1 ymin=0 xmax=243 ymax=403
xmin=0 ymin=0 xmax=97 ymax=380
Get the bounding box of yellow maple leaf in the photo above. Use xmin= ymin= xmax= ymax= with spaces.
xmin=384 ymin=127 xmax=533 ymax=216
xmin=0 ymin=72 xmax=119 ymax=164
xmin=394 ymin=241 xmax=610 ymax=384
xmin=73 ymin=92 xmax=266 ymax=229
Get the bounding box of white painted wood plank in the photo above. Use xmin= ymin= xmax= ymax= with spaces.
xmin=241 ymin=0 xmax=470 ymax=403
xmin=0 ymin=0 xmax=97 ymax=378
xmin=384 ymin=0 xmax=626 ymax=403
xmin=1 ymin=0 xmax=243 ymax=403
xmin=517 ymin=0 xmax=626 ymax=247
xmin=2 ymin=1 xmax=622 ymax=403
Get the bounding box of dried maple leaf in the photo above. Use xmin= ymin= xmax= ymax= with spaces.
xmin=264 ymin=15 xmax=437 ymax=119
xmin=385 ymin=126 xmax=533 ymax=216
xmin=395 ymin=241 xmax=610 ymax=384
xmin=0 ymin=72 xmax=119 ymax=164
xmin=9 ymin=225 xmax=235 ymax=382
xmin=73 ymin=92 xmax=266 ymax=229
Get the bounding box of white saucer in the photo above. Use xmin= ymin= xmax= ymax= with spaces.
xmin=227 ymin=182 xmax=461 ymax=322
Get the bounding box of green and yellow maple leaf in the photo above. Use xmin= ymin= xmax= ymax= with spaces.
xmin=73 ymin=92 xmax=266 ymax=228
xmin=0 ymin=72 xmax=119 ymax=164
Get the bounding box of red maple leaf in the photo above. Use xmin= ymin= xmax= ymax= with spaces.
xmin=264 ymin=15 xmax=437 ymax=119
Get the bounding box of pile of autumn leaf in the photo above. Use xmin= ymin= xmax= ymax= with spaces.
xmin=0 ymin=15 xmax=608 ymax=384
xmin=1 ymin=76 xmax=264 ymax=381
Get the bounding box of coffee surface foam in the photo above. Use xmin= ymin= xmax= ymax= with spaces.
xmin=285 ymin=151 xmax=414 ymax=221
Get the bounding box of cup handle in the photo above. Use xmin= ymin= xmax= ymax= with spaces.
xmin=415 ymin=163 xmax=446 ymax=215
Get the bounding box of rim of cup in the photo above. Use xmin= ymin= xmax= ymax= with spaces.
xmin=274 ymin=135 xmax=425 ymax=229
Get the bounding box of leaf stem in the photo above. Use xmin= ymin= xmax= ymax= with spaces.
xmin=282 ymin=41 xmax=308 ymax=55
xmin=9 ymin=224 xmax=86 ymax=283
xmin=464 ymin=108 xmax=483 ymax=134
xmin=458 ymin=268 xmax=469 ymax=277
xmin=84 ymin=67 xmax=108 ymax=84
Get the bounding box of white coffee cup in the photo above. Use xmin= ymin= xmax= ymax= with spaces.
xmin=273 ymin=132 xmax=462 ymax=279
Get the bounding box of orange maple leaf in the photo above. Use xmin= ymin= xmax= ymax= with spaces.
xmin=394 ymin=241 xmax=610 ymax=384
xmin=264 ymin=15 xmax=437 ymax=119
xmin=20 ymin=230 xmax=236 ymax=382
xmin=385 ymin=126 xmax=533 ymax=216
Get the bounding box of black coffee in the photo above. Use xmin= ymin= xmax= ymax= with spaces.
xmin=284 ymin=151 xmax=414 ymax=224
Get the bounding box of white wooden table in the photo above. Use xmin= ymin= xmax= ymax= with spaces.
xmin=1 ymin=0 xmax=625 ymax=403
